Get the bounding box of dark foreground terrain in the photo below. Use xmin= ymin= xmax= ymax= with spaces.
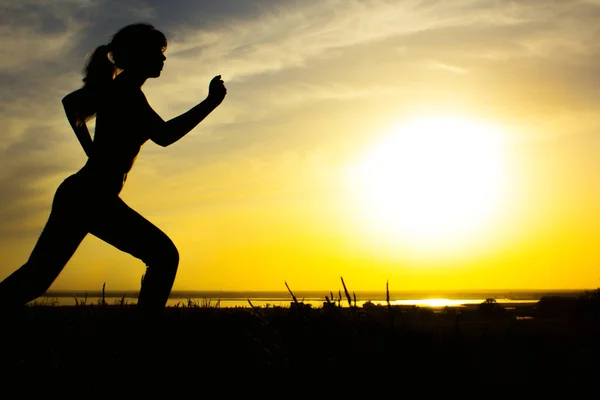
xmin=2 ymin=298 xmax=600 ymax=393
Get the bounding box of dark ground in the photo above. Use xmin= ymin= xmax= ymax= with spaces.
xmin=1 ymin=300 xmax=599 ymax=393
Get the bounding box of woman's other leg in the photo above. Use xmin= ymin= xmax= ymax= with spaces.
xmin=0 ymin=179 xmax=87 ymax=308
xmin=88 ymin=197 xmax=179 ymax=313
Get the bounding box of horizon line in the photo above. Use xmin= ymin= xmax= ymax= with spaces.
xmin=44 ymin=288 xmax=593 ymax=295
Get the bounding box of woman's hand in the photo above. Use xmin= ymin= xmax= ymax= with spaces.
xmin=149 ymin=75 xmax=229 ymax=147
xmin=207 ymin=75 xmax=227 ymax=105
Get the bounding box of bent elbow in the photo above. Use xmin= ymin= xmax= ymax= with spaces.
xmin=152 ymin=136 xmax=172 ymax=147
xmin=62 ymin=96 xmax=73 ymax=108
xmin=62 ymin=90 xmax=81 ymax=105
xmin=150 ymin=125 xmax=173 ymax=147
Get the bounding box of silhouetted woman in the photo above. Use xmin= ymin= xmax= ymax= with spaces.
xmin=0 ymin=23 xmax=227 ymax=313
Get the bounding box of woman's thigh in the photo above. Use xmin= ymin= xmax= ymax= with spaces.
xmin=13 ymin=175 xmax=89 ymax=283
xmin=87 ymin=197 xmax=175 ymax=265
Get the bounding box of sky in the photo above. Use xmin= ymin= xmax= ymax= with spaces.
xmin=0 ymin=0 xmax=599 ymax=292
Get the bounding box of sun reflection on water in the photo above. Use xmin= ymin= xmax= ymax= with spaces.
xmin=395 ymin=298 xmax=474 ymax=307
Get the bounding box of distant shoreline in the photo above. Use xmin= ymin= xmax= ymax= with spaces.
xmin=37 ymin=288 xmax=589 ymax=308
xmin=43 ymin=289 xmax=588 ymax=300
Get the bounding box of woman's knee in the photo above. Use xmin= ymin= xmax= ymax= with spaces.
xmin=164 ymin=239 xmax=180 ymax=269
xmin=146 ymin=235 xmax=179 ymax=272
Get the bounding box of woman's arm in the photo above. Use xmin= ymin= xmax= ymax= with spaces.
xmin=145 ymin=75 xmax=227 ymax=147
xmin=62 ymin=89 xmax=95 ymax=157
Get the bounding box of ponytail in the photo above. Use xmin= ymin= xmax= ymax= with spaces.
xmin=82 ymin=44 xmax=116 ymax=88
xmin=74 ymin=45 xmax=114 ymax=123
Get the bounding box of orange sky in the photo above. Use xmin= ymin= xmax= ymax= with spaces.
xmin=0 ymin=0 xmax=599 ymax=291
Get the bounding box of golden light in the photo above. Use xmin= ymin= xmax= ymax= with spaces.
xmin=351 ymin=116 xmax=509 ymax=253
xmin=396 ymin=298 xmax=471 ymax=308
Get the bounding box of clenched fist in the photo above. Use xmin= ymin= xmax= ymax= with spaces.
xmin=208 ymin=75 xmax=227 ymax=105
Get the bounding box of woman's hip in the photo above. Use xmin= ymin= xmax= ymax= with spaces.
xmin=52 ymin=171 xmax=121 ymax=213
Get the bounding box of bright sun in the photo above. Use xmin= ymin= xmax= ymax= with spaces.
xmin=351 ymin=116 xmax=509 ymax=252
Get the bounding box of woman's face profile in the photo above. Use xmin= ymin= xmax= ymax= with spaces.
xmin=129 ymin=45 xmax=166 ymax=78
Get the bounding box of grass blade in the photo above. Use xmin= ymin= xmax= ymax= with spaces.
xmin=284 ymin=281 xmax=299 ymax=305
xmin=386 ymin=280 xmax=391 ymax=310
xmin=341 ymin=276 xmax=352 ymax=308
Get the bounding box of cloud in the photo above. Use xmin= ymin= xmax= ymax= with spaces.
xmin=164 ymin=0 xmax=459 ymax=80
xmin=425 ymin=61 xmax=469 ymax=74
xmin=0 ymin=1 xmax=85 ymax=71
xmin=139 ymin=0 xmax=600 ymax=119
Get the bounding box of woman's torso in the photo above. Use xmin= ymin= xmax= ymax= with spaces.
xmin=77 ymin=79 xmax=151 ymax=194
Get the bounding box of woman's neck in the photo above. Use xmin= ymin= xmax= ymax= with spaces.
xmin=115 ymin=70 xmax=148 ymax=88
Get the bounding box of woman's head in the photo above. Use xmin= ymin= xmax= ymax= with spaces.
xmin=110 ymin=23 xmax=167 ymax=77
xmin=83 ymin=23 xmax=167 ymax=87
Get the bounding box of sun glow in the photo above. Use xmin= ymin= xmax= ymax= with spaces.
xmin=351 ymin=116 xmax=509 ymax=253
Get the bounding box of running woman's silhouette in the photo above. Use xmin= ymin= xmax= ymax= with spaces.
xmin=0 ymin=23 xmax=227 ymax=313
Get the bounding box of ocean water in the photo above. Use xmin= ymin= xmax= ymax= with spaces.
xmin=39 ymin=289 xmax=584 ymax=308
